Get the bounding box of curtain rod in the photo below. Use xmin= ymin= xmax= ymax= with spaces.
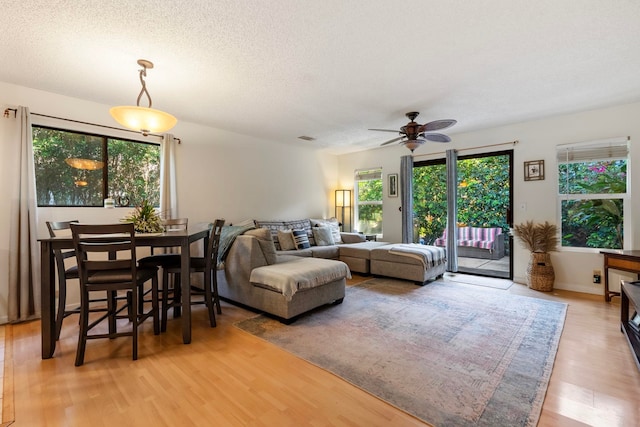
xmin=3 ymin=108 xmax=181 ymax=143
xmin=412 ymin=139 xmax=519 ymax=159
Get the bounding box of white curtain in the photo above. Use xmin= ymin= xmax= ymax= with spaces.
xmin=400 ymin=155 xmax=413 ymax=243
xmin=6 ymin=106 xmax=41 ymax=322
xmin=159 ymin=133 xmax=178 ymax=219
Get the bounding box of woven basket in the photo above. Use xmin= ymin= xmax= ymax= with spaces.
xmin=526 ymin=252 xmax=555 ymax=292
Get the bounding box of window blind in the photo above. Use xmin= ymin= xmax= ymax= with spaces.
xmin=354 ymin=168 xmax=382 ymax=181
xmin=556 ymin=137 xmax=629 ymax=163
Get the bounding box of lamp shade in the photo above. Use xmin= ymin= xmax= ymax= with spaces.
xmin=335 ymin=189 xmax=351 ymax=207
xmin=404 ymin=140 xmax=424 ymax=152
xmin=109 ymin=105 xmax=177 ymax=135
xmin=65 ymin=158 xmax=104 ymax=170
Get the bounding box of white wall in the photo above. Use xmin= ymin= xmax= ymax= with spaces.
xmin=2 ymin=79 xmax=639 ymax=322
xmin=0 ymin=82 xmax=339 ymax=323
xmin=337 ymin=102 xmax=640 ymax=295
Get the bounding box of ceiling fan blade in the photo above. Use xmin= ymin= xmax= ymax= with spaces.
xmin=421 ymin=119 xmax=457 ymax=132
xmin=380 ymin=136 xmax=406 ymax=146
xmin=369 ymin=128 xmax=402 ymax=133
xmin=422 ymin=133 xmax=451 ymax=143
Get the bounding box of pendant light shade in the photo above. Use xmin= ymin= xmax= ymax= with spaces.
xmin=109 ymin=105 xmax=177 ymax=135
xmin=404 ymin=139 xmax=424 ymax=152
xmin=110 ymin=59 xmax=177 ymax=136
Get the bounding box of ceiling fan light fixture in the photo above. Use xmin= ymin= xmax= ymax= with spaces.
xmin=109 ymin=59 xmax=177 ymax=136
xmin=404 ymin=140 xmax=424 ymax=152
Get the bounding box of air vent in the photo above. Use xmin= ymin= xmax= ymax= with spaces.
xmin=298 ymin=135 xmax=316 ymax=141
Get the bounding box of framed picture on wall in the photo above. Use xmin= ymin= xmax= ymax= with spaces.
xmin=388 ymin=173 xmax=398 ymax=197
xmin=524 ymin=160 xmax=545 ymax=181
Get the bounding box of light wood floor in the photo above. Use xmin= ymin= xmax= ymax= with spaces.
xmin=3 ymin=276 xmax=640 ymax=426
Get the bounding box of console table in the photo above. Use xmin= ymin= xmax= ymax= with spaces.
xmin=620 ymin=280 xmax=640 ymax=371
xmin=600 ymin=250 xmax=640 ymax=302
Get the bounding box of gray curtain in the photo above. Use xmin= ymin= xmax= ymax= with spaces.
xmin=400 ymin=155 xmax=413 ymax=243
xmin=446 ymin=149 xmax=458 ymax=272
xmin=159 ymin=133 xmax=178 ymax=219
xmin=8 ymin=106 xmax=41 ymax=322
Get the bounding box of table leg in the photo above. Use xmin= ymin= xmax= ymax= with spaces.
xmin=40 ymin=241 xmax=56 ymax=359
xmin=604 ymin=265 xmax=611 ymax=302
xmin=181 ymin=240 xmax=191 ymax=344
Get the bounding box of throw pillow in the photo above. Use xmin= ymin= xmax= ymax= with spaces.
xmin=244 ymin=228 xmax=277 ymax=265
xmin=277 ymin=229 xmax=296 ymax=251
xmin=292 ymin=229 xmax=311 ymax=250
xmin=310 ymin=218 xmax=342 ymax=244
xmin=312 ymin=226 xmax=335 ymax=246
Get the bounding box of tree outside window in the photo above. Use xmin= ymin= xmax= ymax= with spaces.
xmin=32 ymin=126 xmax=160 ymax=207
xmin=557 ymin=139 xmax=628 ymax=250
xmin=355 ymin=168 xmax=383 ymax=236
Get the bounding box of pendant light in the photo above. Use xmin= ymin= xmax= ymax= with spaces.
xmin=110 ymin=59 xmax=177 ymax=136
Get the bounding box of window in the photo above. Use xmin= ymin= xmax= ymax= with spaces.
xmin=557 ymin=137 xmax=629 ymax=249
xmin=354 ymin=168 xmax=383 ymax=236
xmin=32 ymin=126 xmax=160 ymax=207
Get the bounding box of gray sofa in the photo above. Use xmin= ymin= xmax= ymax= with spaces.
xmin=217 ymin=220 xmax=448 ymax=321
xmin=217 ymin=228 xmax=349 ymax=322
xmin=254 ymin=218 xmax=390 ymax=274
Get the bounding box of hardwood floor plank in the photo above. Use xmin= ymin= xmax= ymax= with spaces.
xmin=4 ymin=276 xmax=640 ymax=426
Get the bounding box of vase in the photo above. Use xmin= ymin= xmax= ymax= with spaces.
xmin=526 ymin=252 xmax=554 ymax=291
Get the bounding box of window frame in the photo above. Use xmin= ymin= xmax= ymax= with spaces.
xmin=556 ymin=137 xmax=630 ymax=252
xmin=32 ymin=124 xmax=161 ymax=208
xmin=354 ymin=167 xmax=383 ymax=237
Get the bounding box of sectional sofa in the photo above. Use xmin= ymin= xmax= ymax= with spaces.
xmin=216 ymin=219 xmax=447 ymax=322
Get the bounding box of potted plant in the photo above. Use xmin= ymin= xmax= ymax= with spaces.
xmin=122 ymin=199 xmax=163 ymax=233
xmin=513 ymin=220 xmax=559 ymax=291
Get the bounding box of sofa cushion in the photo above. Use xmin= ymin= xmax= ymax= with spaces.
xmin=243 ymin=228 xmax=277 ymax=265
xmin=311 ymin=218 xmax=342 ymax=243
xmin=277 ymin=229 xmax=296 ymax=250
xmin=255 ymin=220 xmax=287 ymax=249
xmin=340 ymin=232 xmax=367 ymax=244
xmin=338 ymin=241 xmax=389 ymax=258
xmin=312 ymin=226 xmax=335 ymax=246
xmin=310 ymin=245 xmax=340 ymax=259
xmin=250 ymin=257 xmax=351 ymax=300
xmin=293 ymin=229 xmax=311 ymax=250
xmin=434 ymin=226 xmax=502 ymax=250
xmin=284 ymin=219 xmax=314 ymax=246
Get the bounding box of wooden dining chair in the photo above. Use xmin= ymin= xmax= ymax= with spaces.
xmin=138 ymin=218 xmax=188 ymax=327
xmin=162 ymin=219 xmax=225 ymax=331
xmin=71 ymin=223 xmax=160 ymax=366
xmin=46 ymin=220 xmax=80 ymax=341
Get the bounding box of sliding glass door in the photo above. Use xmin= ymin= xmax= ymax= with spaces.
xmin=413 ymin=150 xmax=513 ymax=279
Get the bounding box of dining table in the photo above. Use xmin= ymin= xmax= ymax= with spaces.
xmin=38 ymin=223 xmax=211 ymax=359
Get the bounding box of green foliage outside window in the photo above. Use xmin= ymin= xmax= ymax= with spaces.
xmin=32 ymin=126 xmax=160 ymax=207
xmin=559 ymin=160 xmax=626 ymax=249
xmin=413 ymin=155 xmax=510 ymax=245
xmin=357 ymin=177 xmax=383 ymax=235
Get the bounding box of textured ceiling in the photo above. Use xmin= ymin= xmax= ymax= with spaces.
xmin=2 ymin=1 xmax=640 ymax=154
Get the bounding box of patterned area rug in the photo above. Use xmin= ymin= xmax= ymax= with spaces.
xmin=235 ymin=278 xmax=566 ymax=427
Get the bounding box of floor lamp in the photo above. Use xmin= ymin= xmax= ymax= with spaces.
xmin=335 ymin=190 xmax=352 ymax=232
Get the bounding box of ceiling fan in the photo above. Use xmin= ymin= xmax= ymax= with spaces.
xmin=370 ymin=112 xmax=457 ymax=152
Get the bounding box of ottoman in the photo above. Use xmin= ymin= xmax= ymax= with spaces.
xmin=338 ymin=241 xmax=391 ymax=274
xmin=370 ymin=244 xmax=447 ymax=285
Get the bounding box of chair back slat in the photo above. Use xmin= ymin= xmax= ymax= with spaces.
xmin=163 ymin=218 xmax=188 ymax=231
xmin=206 ymin=219 xmax=225 ymax=269
xmin=71 ymin=223 xmax=138 ymax=285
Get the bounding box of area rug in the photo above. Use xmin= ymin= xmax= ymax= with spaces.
xmin=444 ymin=272 xmax=513 ymax=290
xmin=235 ymin=278 xmax=566 ymax=427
